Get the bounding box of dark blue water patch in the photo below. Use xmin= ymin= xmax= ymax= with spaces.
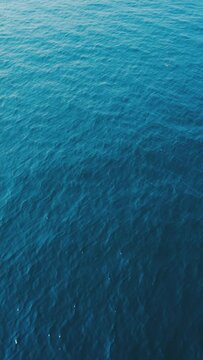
xmin=1 ymin=133 xmax=203 ymax=358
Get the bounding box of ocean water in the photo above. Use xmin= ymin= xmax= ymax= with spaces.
xmin=0 ymin=0 xmax=203 ymax=358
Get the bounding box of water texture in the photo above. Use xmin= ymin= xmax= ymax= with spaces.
xmin=0 ymin=0 xmax=203 ymax=359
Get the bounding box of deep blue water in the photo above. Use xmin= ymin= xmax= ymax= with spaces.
xmin=0 ymin=0 xmax=203 ymax=358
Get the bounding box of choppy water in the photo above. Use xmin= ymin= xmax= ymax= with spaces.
xmin=0 ymin=0 xmax=203 ymax=358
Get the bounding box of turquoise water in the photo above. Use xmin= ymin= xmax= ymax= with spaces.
xmin=0 ymin=0 xmax=203 ymax=358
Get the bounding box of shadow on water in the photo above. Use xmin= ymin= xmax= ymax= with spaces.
xmin=0 ymin=129 xmax=203 ymax=359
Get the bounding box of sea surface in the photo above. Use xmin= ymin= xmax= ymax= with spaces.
xmin=0 ymin=0 xmax=203 ymax=359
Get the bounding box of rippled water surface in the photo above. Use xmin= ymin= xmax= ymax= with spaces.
xmin=1 ymin=0 xmax=203 ymax=358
